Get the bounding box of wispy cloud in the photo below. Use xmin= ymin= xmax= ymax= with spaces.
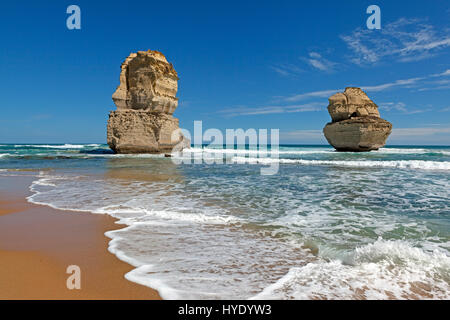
xmin=433 ymin=79 xmax=450 ymax=85
xmin=284 ymin=68 xmax=450 ymax=102
xmin=280 ymin=129 xmax=326 ymax=142
xmin=391 ymin=127 xmax=450 ymax=137
xmin=219 ymin=103 xmax=322 ymax=117
xmin=284 ymin=89 xmax=341 ymax=102
xmin=360 ymin=77 xmax=424 ymax=92
xmin=431 ymin=69 xmax=450 ymax=77
xmin=388 ymin=127 xmax=450 ymax=144
xmin=233 ymin=64 xmax=450 ymax=118
xmin=281 ymin=127 xmax=450 ymax=144
xmin=379 ymin=102 xmax=431 ymax=114
xmin=341 ymin=18 xmax=450 ymax=65
xmin=302 ymin=52 xmax=338 ymax=72
xmin=418 ymin=84 xmax=450 ymax=92
xmin=416 ymin=70 xmax=450 ymax=91
xmin=270 ymin=63 xmax=304 ymax=77
xmin=379 ymin=102 xmax=408 ymax=112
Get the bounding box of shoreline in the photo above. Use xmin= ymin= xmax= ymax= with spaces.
xmin=0 ymin=174 xmax=161 ymax=300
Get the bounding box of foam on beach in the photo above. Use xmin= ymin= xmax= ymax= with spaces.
xmin=4 ymin=143 xmax=448 ymax=300
xmin=23 ymin=160 xmax=450 ymax=299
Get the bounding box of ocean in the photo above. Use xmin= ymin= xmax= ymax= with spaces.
xmin=1 ymin=143 xmax=449 ymax=299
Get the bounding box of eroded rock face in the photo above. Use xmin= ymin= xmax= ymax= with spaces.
xmin=323 ymin=87 xmax=392 ymax=151
xmin=107 ymin=50 xmax=189 ymax=154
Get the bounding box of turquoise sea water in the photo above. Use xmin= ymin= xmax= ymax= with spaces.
xmin=1 ymin=143 xmax=449 ymax=299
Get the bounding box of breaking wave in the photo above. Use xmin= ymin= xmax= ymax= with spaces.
xmin=13 ymin=144 xmax=102 ymax=149
xmin=232 ymin=156 xmax=450 ymax=171
xmin=252 ymin=239 xmax=450 ymax=300
xmin=4 ymin=143 xmax=448 ymax=300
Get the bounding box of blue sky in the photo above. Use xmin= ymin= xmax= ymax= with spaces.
xmin=0 ymin=0 xmax=449 ymax=144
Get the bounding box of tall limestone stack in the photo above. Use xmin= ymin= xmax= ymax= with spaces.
xmin=323 ymin=87 xmax=392 ymax=151
xmin=107 ymin=50 xmax=189 ymax=153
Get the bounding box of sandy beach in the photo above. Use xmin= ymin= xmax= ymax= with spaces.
xmin=0 ymin=174 xmax=160 ymax=300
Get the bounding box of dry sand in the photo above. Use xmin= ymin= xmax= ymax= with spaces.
xmin=0 ymin=175 xmax=161 ymax=299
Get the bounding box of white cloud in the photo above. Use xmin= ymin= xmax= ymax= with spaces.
xmin=369 ymin=101 xmax=431 ymax=114
xmin=284 ymin=89 xmax=341 ymax=102
xmin=341 ymin=18 xmax=450 ymax=65
xmin=309 ymin=52 xmax=321 ymax=59
xmin=284 ymin=68 xmax=450 ymax=102
xmin=431 ymin=69 xmax=450 ymax=77
xmin=270 ymin=64 xmax=304 ymax=77
xmin=219 ymin=103 xmax=323 ymax=117
xmin=280 ymin=129 xmax=326 ymax=143
xmin=434 ymin=79 xmax=450 ymax=85
xmin=360 ymin=77 xmax=424 ymax=92
xmin=379 ymin=102 xmax=408 ymax=112
xmin=384 ymin=127 xmax=450 ymax=144
xmin=391 ymin=127 xmax=450 ymax=137
xmin=417 ymin=77 xmax=450 ymax=91
xmin=281 ymin=127 xmax=450 ymax=144
xmin=302 ymin=52 xmax=338 ymax=72
xmin=399 ymin=38 xmax=450 ymax=54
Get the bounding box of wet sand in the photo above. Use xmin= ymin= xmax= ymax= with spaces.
xmin=0 ymin=175 xmax=161 ymax=299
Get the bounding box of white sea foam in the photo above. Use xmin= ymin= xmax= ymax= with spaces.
xmin=15 ymin=144 xmax=88 ymax=149
xmin=22 ymin=159 xmax=450 ymax=300
xmin=182 ymin=147 xmax=450 ymax=156
xmin=87 ymin=153 xmax=166 ymax=158
xmin=3 ymin=152 xmax=168 ymax=159
xmin=94 ymin=206 xmax=242 ymax=225
xmin=252 ymin=238 xmax=450 ymax=300
xmin=27 ymin=173 xmax=241 ymax=226
xmin=376 ymin=148 xmax=450 ymax=155
xmin=125 ymin=265 xmax=188 ymax=300
xmin=105 ymin=225 xmax=195 ymax=300
xmin=232 ymin=156 xmax=450 ymax=170
xmin=25 ymin=172 xmax=311 ymax=299
xmin=184 ymin=147 xmax=333 ymax=155
xmin=32 ymin=178 xmax=56 ymax=187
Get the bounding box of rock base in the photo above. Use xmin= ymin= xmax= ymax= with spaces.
xmin=107 ymin=110 xmax=189 ymax=154
xmin=323 ymin=117 xmax=392 ymax=152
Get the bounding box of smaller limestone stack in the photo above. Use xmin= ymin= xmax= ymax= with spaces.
xmin=107 ymin=50 xmax=189 ymax=154
xmin=323 ymin=87 xmax=392 ymax=151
